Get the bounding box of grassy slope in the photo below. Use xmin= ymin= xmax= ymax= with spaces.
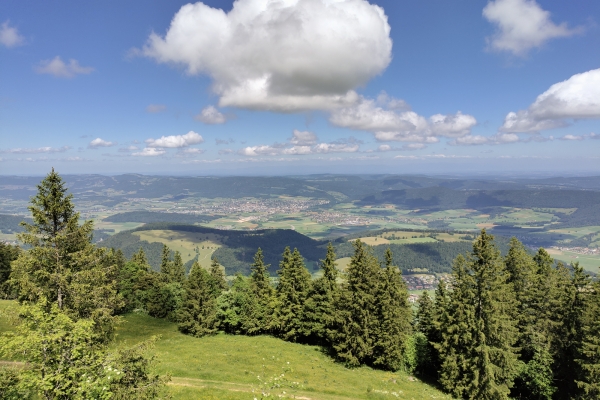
xmin=0 ymin=300 xmax=450 ymax=399
xmin=115 ymin=313 xmax=451 ymax=400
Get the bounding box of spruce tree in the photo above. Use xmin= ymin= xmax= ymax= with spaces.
xmin=217 ymin=274 xmax=260 ymax=335
xmin=372 ymin=248 xmax=412 ymax=371
xmin=208 ymin=256 xmax=227 ymax=298
xmin=275 ymin=247 xmax=312 ymax=342
xmin=415 ymin=290 xmax=436 ymax=378
xmin=331 ymin=239 xmax=380 ymax=367
xmin=248 ymin=248 xmax=274 ymax=334
xmin=554 ymin=262 xmax=590 ymax=399
xmin=302 ymin=242 xmax=338 ymax=345
xmin=438 ymin=230 xmax=519 ymax=399
xmin=10 ymin=168 xmax=122 ymax=340
xmin=178 ymin=261 xmax=218 ymax=337
xmin=577 ymin=280 xmax=600 ymax=397
xmin=132 ymin=247 xmax=149 ymax=268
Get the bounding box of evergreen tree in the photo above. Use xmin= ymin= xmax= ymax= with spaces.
xmin=438 ymin=230 xmax=519 ymax=399
xmin=302 ymin=242 xmax=339 ymax=345
xmin=131 ymin=247 xmax=149 ymax=268
xmin=247 ymin=248 xmax=274 ymax=334
xmin=331 ymin=239 xmax=380 ymax=367
xmin=415 ymin=290 xmax=437 ymax=378
xmin=208 ymin=256 xmax=228 ymax=298
xmin=10 ymin=168 xmax=122 ymax=341
xmin=577 ymin=280 xmax=600 ymax=397
xmin=275 ymin=247 xmax=312 ymax=342
xmin=217 ymin=274 xmax=261 ymax=334
xmin=553 ymin=262 xmax=590 ymax=399
xmin=178 ymin=261 xmax=218 ymax=337
xmin=171 ymin=251 xmax=185 ymax=284
xmin=0 ymin=242 xmax=19 ymax=297
xmin=508 ymin=243 xmax=557 ymax=400
xmin=372 ymin=248 xmax=412 ymax=371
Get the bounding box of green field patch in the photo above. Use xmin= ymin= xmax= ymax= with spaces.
xmin=545 ymin=248 xmax=600 ymax=274
xmin=548 ymin=226 xmax=600 ymax=238
xmin=132 ymin=229 xmax=224 ymax=267
xmin=94 ymin=220 xmax=144 ymax=233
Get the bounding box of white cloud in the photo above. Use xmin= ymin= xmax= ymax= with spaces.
xmin=2 ymin=146 xmax=70 ymax=154
xmin=239 ymin=130 xmax=359 ymax=156
xmin=378 ymin=143 xmax=427 ymax=151
xmin=146 ymin=131 xmax=204 ymax=148
xmin=179 ymin=148 xmax=206 ymax=155
xmin=429 ymin=112 xmax=477 ymax=137
xmin=0 ymin=20 xmax=25 ymax=48
xmin=451 ymin=135 xmax=490 ymax=146
xmin=559 ymin=134 xmax=583 ymax=141
xmin=132 ymin=148 xmax=166 ymax=156
xmin=330 ymin=97 xmax=476 ymax=142
xmin=289 ymin=130 xmax=317 ymax=146
xmin=195 ymin=105 xmax=226 ymax=124
xmin=88 ymin=138 xmax=115 ymax=148
xmin=137 ymin=0 xmax=391 ymax=112
xmin=483 ymin=0 xmax=581 ymax=56
xmin=35 ymin=56 xmax=94 ymax=78
xmin=500 ymin=68 xmax=600 ymax=133
xmin=146 ymin=104 xmax=166 ymax=113
xmin=119 ymin=145 xmax=139 ymax=152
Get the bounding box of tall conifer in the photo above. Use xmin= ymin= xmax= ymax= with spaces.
xmin=372 ymin=248 xmax=412 ymax=371
xmin=331 ymin=239 xmax=380 ymax=367
xmin=438 ymin=230 xmax=519 ymax=399
xmin=208 ymin=256 xmax=228 ymax=298
xmin=302 ymin=242 xmax=339 ymax=345
xmin=178 ymin=261 xmax=218 ymax=337
xmin=248 ymin=248 xmax=274 ymax=334
xmin=577 ymin=280 xmax=600 ymax=397
xmin=275 ymin=247 xmax=312 ymax=341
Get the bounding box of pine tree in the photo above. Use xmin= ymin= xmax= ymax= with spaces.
xmin=275 ymin=247 xmax=312 ymax=342
xmin=372 ymin=248 xmax=412 ymax=371
xmin=10 ymin=168 xmax=122 ymax=340
xmin=178 ymin=262 xmax=218 ymax=337
xmin=554 ymin=262 xmax=590 ymax=399
xmin=438 ymin=230 xmax=519 ymax=399
xmin=131 ymin=247 xmax=149 ymax=268
xmin=171 ymin=251 xmax=185 ymax=284
xmin=302 ymin=242 xmax=339 ymax=345
xmin=415 ymin=290 xmax=436 ymax=377
xmin=217 ymin=274 xmax=261 ymax=335
xmin=577 ymin=280 xmax=600 ymax=397
xmin=508 ymin=243 xmax=557 ymax=400
xmin=331 ymin=239 xmax=380 ymax=367
xmin=247 ymin=248 xmax=274 ymax=334
xmin=208 ymin=256 xmax=227 ymax=298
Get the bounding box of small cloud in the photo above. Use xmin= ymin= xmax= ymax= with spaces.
xmin=216 ymin=138 xmax=234 ymax=145
xmin=146 ymin=104 xmax=166 ymax=113
xmin=0 ymin=21 xmax=25 ymax=48
xmin=146 ymin=131 xmax=204 ymax=148
xmin=179 ymin=148 xmax=205 ymax=155
xmin=195 ymin=105 xmax=226 ymax=124
xmin=35 ymin=56 xmax=94 ymax=78
xmin=218 ymin=148 xmax=234 ymax=155
xmin=559 ymin=134 xmax=584 ymax=141
xmin=118 ymin=146 xmax=139 ymax=152
xmin=132 ymin=148 xmax=166 ymax=156
xmin=88 ymin=138 xmax=115 ymax=148
xmin=1 ymin=146 xmax=70 ymax=154
xmin=290 ymin=130 xmax=318 ymax=146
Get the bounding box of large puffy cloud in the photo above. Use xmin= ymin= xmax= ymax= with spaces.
xmin=500 ymin=68 xmax=600 ymax=133
xmin=35 ymin=56 xmax=94 ymax=78
xmin=0 ymin=20 xmax=25 ymax=48
xmin=483 ymin=0 xmax=581 ymax=56
xmin=330 ymin=97 xmax=476 ymax=142
xmin=138 ymin=0 xmax=391 ymax=112
xmin=146 ymin=131 xmax=204 ymax=148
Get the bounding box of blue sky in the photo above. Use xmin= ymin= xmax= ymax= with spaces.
xmin=1 ymin=0 xmax=599 ymax=176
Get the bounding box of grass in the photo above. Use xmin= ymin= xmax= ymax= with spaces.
xmin=0 ymin=301 xmax=450 ymax=399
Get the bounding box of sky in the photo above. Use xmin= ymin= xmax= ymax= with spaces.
xmin=1 ymin=0 xmax=599 ymax=176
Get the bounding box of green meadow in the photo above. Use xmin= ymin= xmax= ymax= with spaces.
xmin=0 ymin=301 xmax=450 ymax=400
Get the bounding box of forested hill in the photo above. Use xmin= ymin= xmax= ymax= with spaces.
xmin=103 ymin=211 xmax=218 ymax=224
xmin=99 ymin=223 xmax=516 ymax=276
